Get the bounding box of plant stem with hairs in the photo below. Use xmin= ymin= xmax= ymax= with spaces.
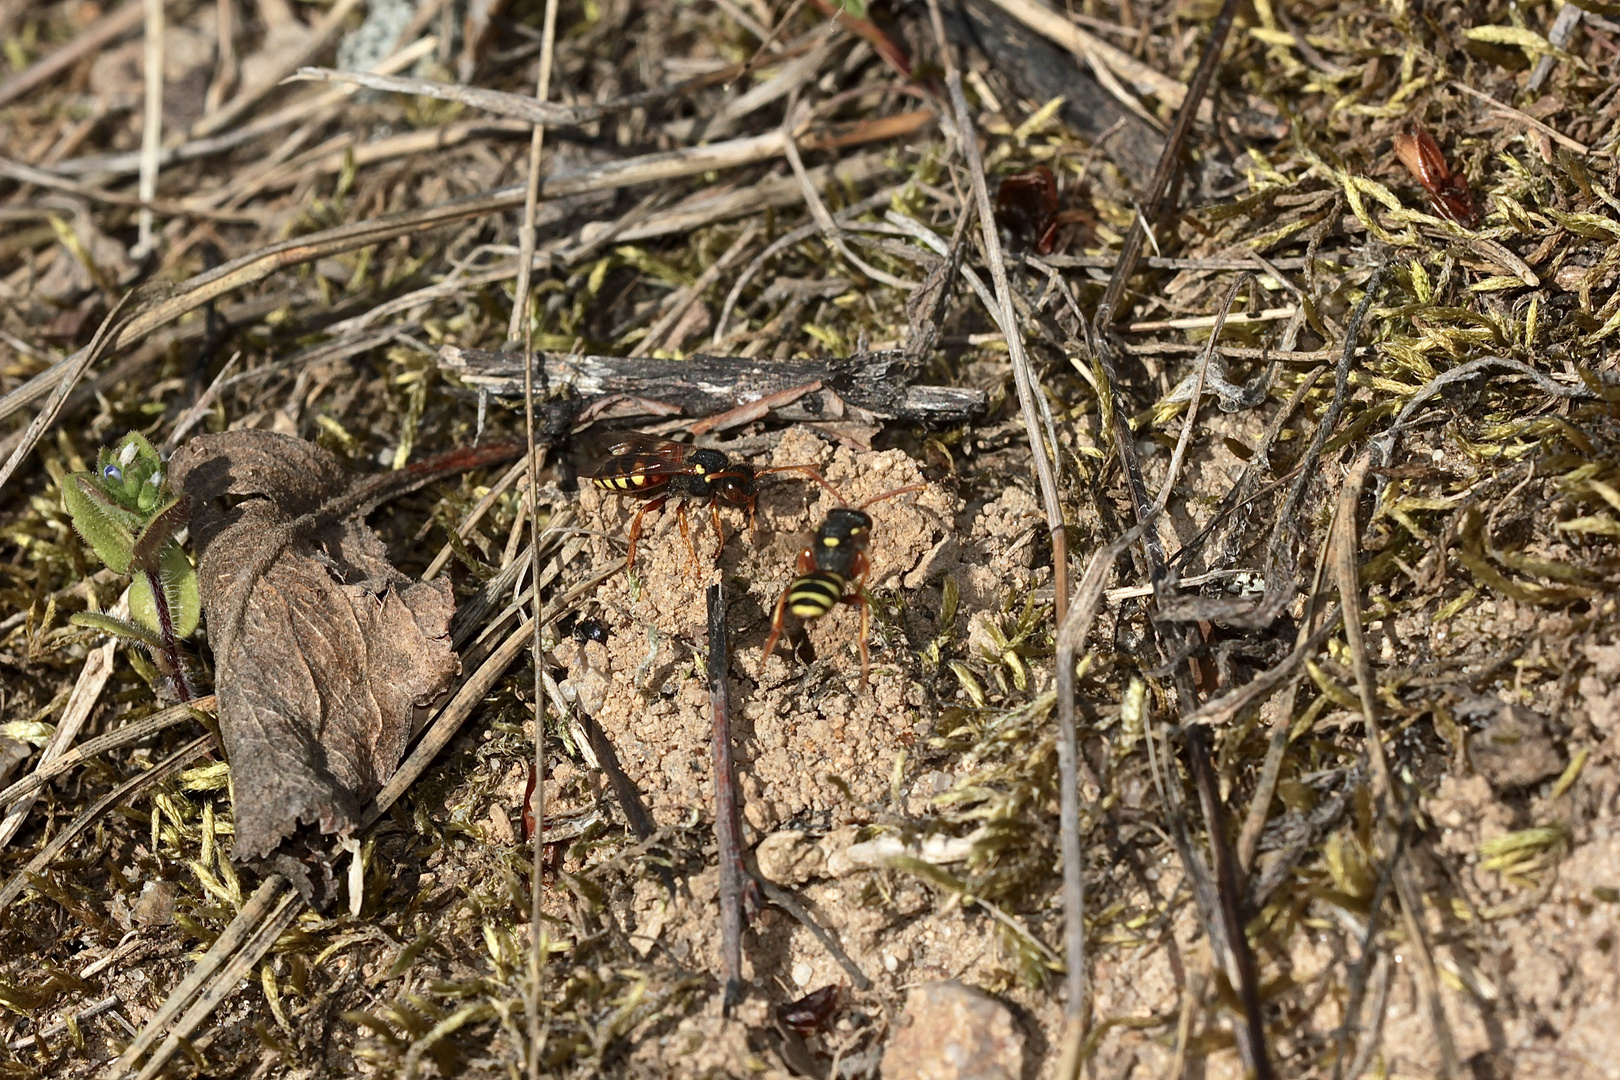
xmin=62 ymin=432 xmax=200 ymax=701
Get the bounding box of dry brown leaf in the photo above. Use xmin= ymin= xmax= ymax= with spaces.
xmin=169 ymin=431 xmax=460 ymax=862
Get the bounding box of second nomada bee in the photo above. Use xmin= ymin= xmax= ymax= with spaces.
xmin=759 ymin=484 xmax=924 ymax=691
xmin=586 ymin=433 xmax=838 ymax=573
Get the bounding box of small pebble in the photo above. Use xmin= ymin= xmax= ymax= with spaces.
xmin=881 ymin=981 xmax=1023 ymax=1080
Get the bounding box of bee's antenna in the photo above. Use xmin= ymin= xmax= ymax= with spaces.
xmin=753 ymin=464 xmax=846 ymax=505
xmin=855 ymin=483 xmax=926 ymax=511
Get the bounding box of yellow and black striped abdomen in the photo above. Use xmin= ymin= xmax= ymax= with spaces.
xmin=594 ymin=473 xmax=650 ymax=491
xmin=591 ymin=454 xmax=669 ymax=494
xmin=787 ymin=571 xmax=847 ymax=619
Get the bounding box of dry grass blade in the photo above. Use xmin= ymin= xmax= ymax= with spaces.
xmin=1330 ymin=454 xmax=1461 ymax=1080
xmin=0 ymin=697 xmax=214 ymax=810
xmin=928 ymin=0 xmax=1066 ymax=617
xmin=287 ymin=67 xmax=599 ymax=127
xmin=0 ymin=632 xmax=115 ymax=848
xmin=134 ymin=0 xmax=162 ymax=255
xmin=0 ymin=733 xmax=216 ymax=913
xmin=0 ymin=156 xmax=262 ymax=222
xmin=370 ymin=563 xmax=624 ymax=823
xmin=1448 ymin=80 xmax=1590 ymax=153
xmin=118 ymin=877 xmax=301 ymax=1080
xmin=985 ymin=0 xmax=1197 ymax=113
xmin=635 ymin=224 xmax=758 ymax=357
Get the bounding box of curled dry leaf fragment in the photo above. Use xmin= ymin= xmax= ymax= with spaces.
xmin=1393 ymin=124 xmax=1481 ymax=229
xmin=169 ymin=431 xmax=461 ymax=863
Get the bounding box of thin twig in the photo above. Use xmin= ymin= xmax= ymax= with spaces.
xmin=135 ymin=0 xmax=163 ymax=255
xmin=0 ymin=157 xmax=262 ymax=223
xmin=516 ymin=13 xmax=561 ymax=1074
xmin=1331 ymin=452 xmax=1461 ymax=1080
xmin=928 ymin=0 xmax=1067 ymax=620
xmin=1091 ymin=5 xmax=1240 ymax=334
xmin=708 ymin=582 xmax=749 ymax=1014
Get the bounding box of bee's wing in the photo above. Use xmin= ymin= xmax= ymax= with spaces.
xmin=587 ymin=431 xmax=692 ymax=477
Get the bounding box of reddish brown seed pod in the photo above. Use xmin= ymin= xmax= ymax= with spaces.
xmin=521 ymin=763 xmax=537 ymax=841
xmin=1393 ymin=124 xmax=1480 ymax=229
xmin=777 ymin=984 xmax=841 ymax=1035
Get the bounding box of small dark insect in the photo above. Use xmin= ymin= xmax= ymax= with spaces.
xmin=777 ymin=984 xmax=842 ymax=1035
xmin=572 ymin=617 xmax=611 ymax=645
xmin=588 ymin=433 xmax=838 ymax=573
xmin=1393 ymin=124 xmax=1480 ymax=229
xmin=759 ymin=483 xmax=925 ymax=691
xmin=995 ymin=166 xmax=1060 ymax=254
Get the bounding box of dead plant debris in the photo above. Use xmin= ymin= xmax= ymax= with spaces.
xmin=0 ymin=0 xmax=1618 ymax=1077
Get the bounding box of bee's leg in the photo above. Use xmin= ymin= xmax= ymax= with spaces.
xmin=626 ymin=495 xmax=668 ymax=576
xmin=677 ymin=501 xmax=697 ymax=567
xmin=759 ymin=587 xmax=793 ymax=679
xmin=710 ymin=500 xmax=727 ymax=565
xmin=851 ymin=558 xmax=873 ymax=692
xmin=854 ymin=589 xmax=871 ymax=693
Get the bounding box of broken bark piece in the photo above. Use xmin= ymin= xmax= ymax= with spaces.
xmin=946 ymin=0 xmax=1164 ymax=191
xmin=169 ymin=431 xmax=464 ymax=861
xmin=437 ymin=347 xmax=987 ymax=425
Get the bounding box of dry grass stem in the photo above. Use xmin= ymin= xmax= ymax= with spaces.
xmin=3 ymin=0 xmax=1619 ymax=1075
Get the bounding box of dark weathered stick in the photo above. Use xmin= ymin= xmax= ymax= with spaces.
xmin=708 ymin=583 xmax=748 ymax=1013
xmin=1068 ymin=0 xmax=1274 ymax=1076
xmin=439 ymin=347 xmax=986 ymax=425
xmin=1091 ymin=0 xmax=1241 ymax=334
